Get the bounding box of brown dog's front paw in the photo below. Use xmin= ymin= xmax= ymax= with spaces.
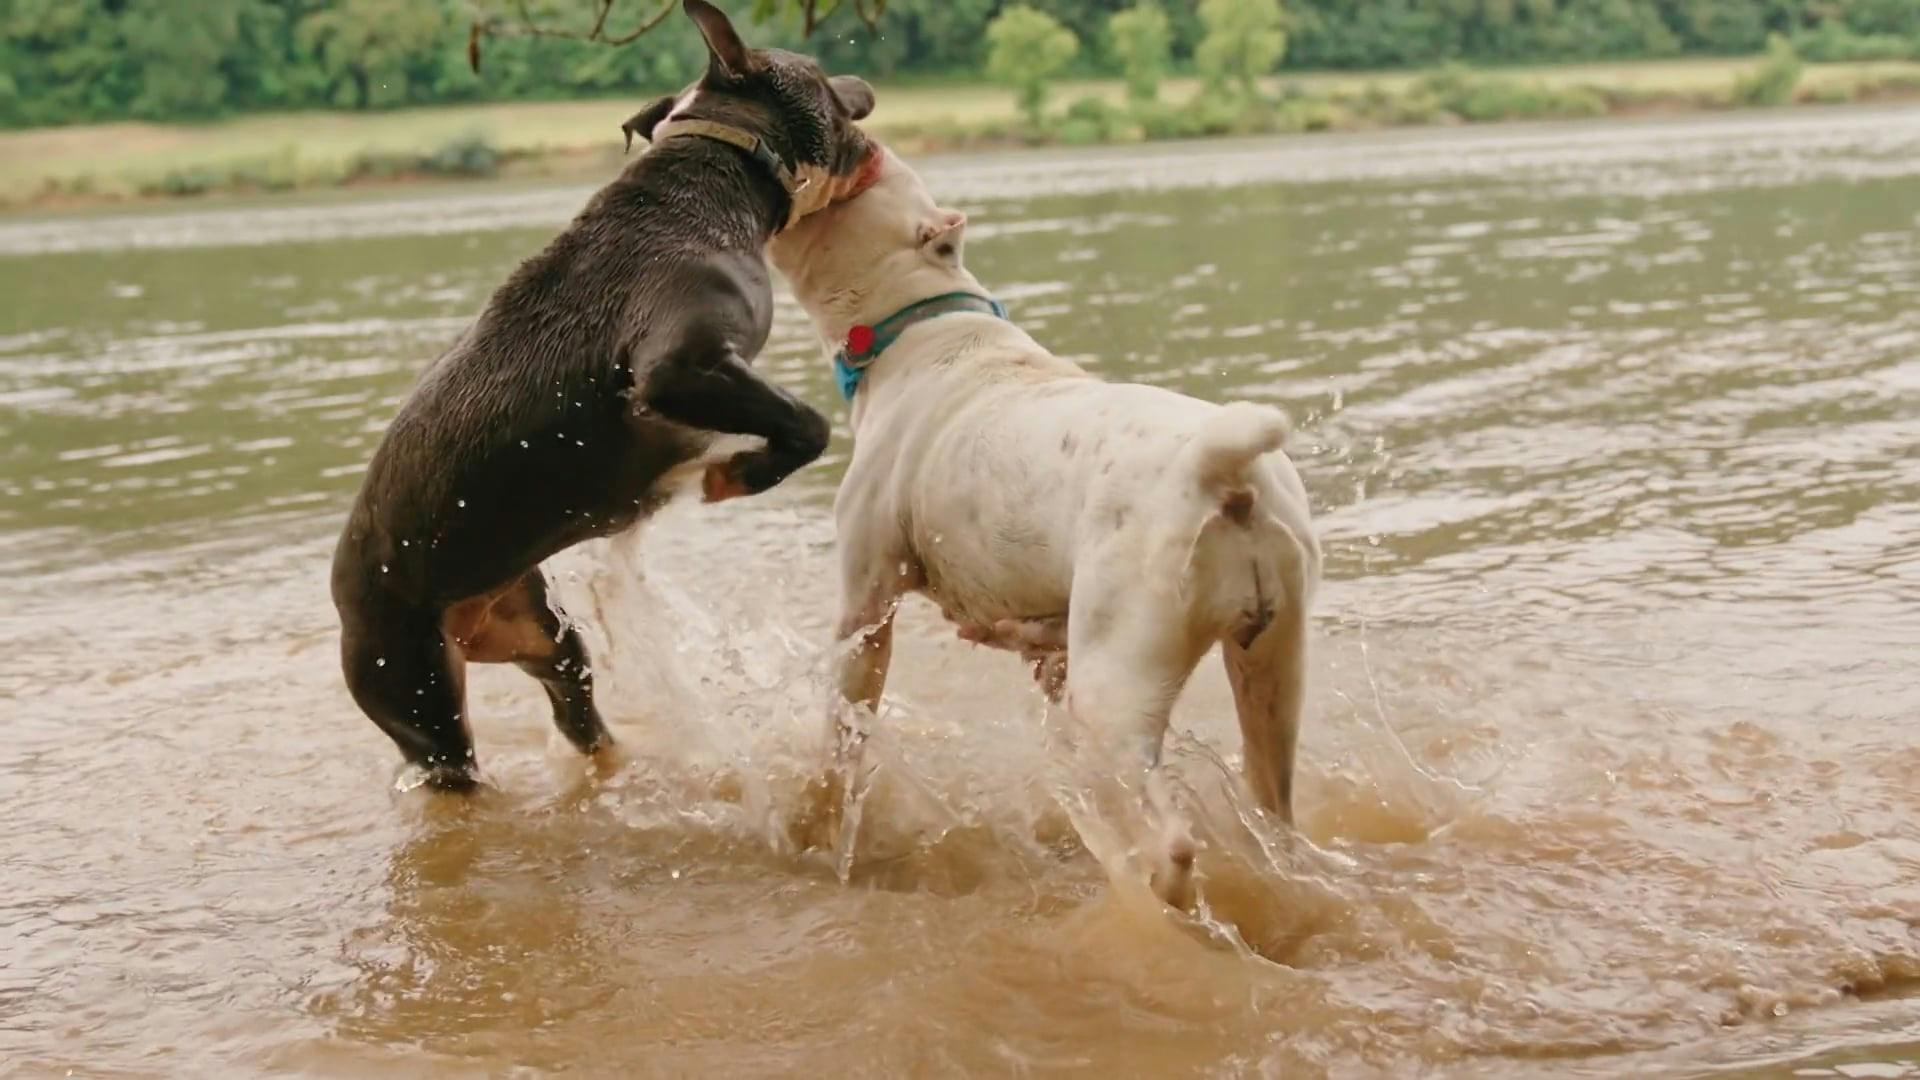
xmin=702 ymin=461 xmax=751 ymax=503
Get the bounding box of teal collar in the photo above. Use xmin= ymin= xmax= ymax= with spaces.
xmin=833 ymin=291 xmax=1009 ymax=402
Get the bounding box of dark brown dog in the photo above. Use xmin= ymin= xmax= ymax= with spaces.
xmin=330 ymin=0 xmax=878 ymax=790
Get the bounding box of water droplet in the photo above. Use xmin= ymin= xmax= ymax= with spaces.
xmin=519 ymin=440 xmax=529 ymax=448
xmin=380 ymin=563 xmax=389 ymax=573
xmin=376 ymin=657 xmax=387 ymax=667
xmin=457 ymin=498 xmax=467 ymax=508
xmin=400 ymin=539 xmax=409 ymax=547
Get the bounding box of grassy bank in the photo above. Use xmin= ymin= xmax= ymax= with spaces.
xmin=3 ymin=56 xmax=1918 ymax=209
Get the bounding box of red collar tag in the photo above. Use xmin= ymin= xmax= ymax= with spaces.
xmin=845 ymin=325 xmax=876 ymax=355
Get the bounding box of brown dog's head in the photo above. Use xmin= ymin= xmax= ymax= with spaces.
xmin=623 ymin=0 xmax=879 ymax=217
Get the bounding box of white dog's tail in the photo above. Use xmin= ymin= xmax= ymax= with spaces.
xmin=1172 ymin=401 xmax=1313 ymax=639
xmin=1185 ymin=401 xmax=1290 ymax=495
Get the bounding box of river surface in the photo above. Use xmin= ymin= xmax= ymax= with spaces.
xmin=3 ymin=108 xmax=1919 ymax=1078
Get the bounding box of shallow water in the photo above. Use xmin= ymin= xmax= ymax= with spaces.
xmin=3 ymin=108 xmax=1919 ymax=1078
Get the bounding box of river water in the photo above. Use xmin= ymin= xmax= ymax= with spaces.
xmin=3 ymin=108 xmax=1918 ymax=1078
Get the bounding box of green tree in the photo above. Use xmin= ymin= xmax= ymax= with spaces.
xmin=299 ymin=0 xmax=448 ymax=108
xmin=0 ymin=0 xmax=1888 ymax=132
xmin=985 ymin=5 xmax=1080 ymax=127
xmin=0 ymin=0 xmax=135 ymax=127
xmin=1108 ymin=2 xmax=1172 ymax=105
xmin=117 ymin=0 xmax=255 ymax=118
xmin=1196 ymin=0 xmax=1286 ymax=98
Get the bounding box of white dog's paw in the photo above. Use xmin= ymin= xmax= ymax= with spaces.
xmin=1031 ymin=651 xmax=1068 ymax=702
xmin=1149 ymin=824 xmax=1198 ymax=911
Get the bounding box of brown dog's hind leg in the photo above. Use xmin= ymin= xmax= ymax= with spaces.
xmin=341 ymin=601 xmax=478 ymax=790
xmin=446 ymin=570 xmax=611 ymax=756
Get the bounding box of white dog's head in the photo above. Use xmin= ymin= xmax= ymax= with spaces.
xmin=769 ymin=147 xmax=981 ymax=344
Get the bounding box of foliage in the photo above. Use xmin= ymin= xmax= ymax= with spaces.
xmin=1415 ymin=65 xmax=1607 ymax=122
xmin=1843 ymin=0 xmax=1920 ymax=38
xmin=133 ymin=130 xmax=504 ymax=199
xmin=1107 ymin=3 xmax=1172 ymax=105
xmin=299 ymin=0 xmax=448 ymax=109
xmin=1059 ymin=94 xmax=1139 ymax=143
xmin=1791 ymin=20 xmax=1915 ymax=63
xmin=1196 ymin=0 xmax=1286 ymax=97
xmin=1731 ymin=33 xmax=1804 ymax=105
xmin=3 ymin=0 xmax=1920 ymax=130
xmin=984 ymin=6 xmax=1079 ymax=127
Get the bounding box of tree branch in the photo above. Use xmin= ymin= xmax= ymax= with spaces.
xmin=469 ymin=0 xmax=887 ymax=72
xmin=602 ymin=0 xmax=678 ymax=45
xmin=472 ymin=0 xmax=675 ymax=70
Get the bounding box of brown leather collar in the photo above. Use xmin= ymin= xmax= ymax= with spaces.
xmin=651 ymin=118 xmax=816 ymax=230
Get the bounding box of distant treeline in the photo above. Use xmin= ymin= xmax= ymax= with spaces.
xmin=3 ymin=0 xmax=1918 ymax=128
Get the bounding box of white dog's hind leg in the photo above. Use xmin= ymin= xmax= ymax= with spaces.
xmin=1064 ymin=582 xmax=1210 ymax=909
xmin=1222 ymin=607 xmax=1309 ymax=825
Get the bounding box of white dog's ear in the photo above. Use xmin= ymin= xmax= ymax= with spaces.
xmin=918 ymin=208 xmax=966 ymax=267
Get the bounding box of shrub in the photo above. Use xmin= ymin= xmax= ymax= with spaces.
xmin=1278 ymin=97 xmax=1343 ymax=132
xmin=1058 ymin=96 xmax=1143 ymax=144
xmin=1731 ymin=35 xmax=1804 ymax=107
xmin=1132 ymin=101 xmax=1191 ymax=140
xmin=346 ymin=132 xmax=501 ymax=184
xmin=146 ymin=166 xmax=225 ymax=198
xmin=1057 ymin=118 xmax=1105 ymax=146
xmin=1416 ymin=65 xmax=1607 ymax=122
xmin=1188 ymin=95 xmax=1250 ymax=136
xmin=423 ymin=132 xmax=500 ymax=177
xmin=1350 ymin=81 xmax=1446 ymax=125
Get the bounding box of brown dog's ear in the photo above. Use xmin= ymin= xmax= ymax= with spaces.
xmin=621 ymin=94 xmax=677 ymax=153
xmin=685 ymin=0 xmax=751 ymax=81
xmin=918 ymin=208 xmax=967 ymax=267
xmin=830 ymin=75 xmax=875 ymax=120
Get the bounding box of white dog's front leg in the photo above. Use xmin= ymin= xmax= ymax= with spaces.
xmin=832 ymin=587 xmax=898 ymax=757
xmin=799 ymin=536 xmax=916 ymax=864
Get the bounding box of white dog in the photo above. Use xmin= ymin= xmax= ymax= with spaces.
xmin=769 ymin=150 xmax=1320 ymax=905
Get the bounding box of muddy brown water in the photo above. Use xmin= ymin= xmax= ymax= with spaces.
xmin=3 ymin=108 xmax=1919 ymax=1079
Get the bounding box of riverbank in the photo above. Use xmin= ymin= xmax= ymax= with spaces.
xmin=4 ymin=55 xmax=1918 ymax=210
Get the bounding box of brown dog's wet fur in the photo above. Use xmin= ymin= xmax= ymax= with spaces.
xmin=330 ymin=0 xmax=876 ymax=790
